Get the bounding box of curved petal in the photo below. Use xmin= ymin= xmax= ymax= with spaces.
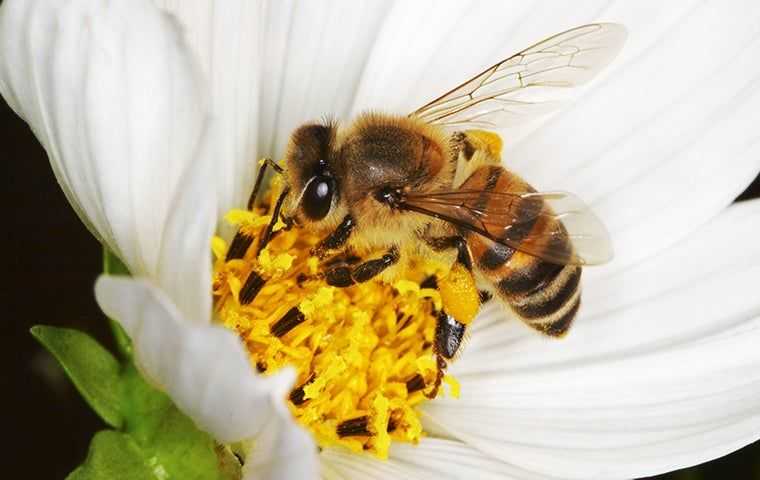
xmin=243 ymin=398 xmax=319 ymax=480
xmin=155 ymin=122 xmax=216 ymax=324
xmin=260 ymin=0 xmax=393 ymax=159
xmin=94 ymin=276 xmax=296 ymax=443
xmin=153 ymin=0 xmax=395 ymax=228
xmin=0 ymin=0 xmax=210 ymax=279
xmin=351 ymin=0 xmax=612 ymax=115
xmin=509 ymin=2 xmax=760 ymax=272
xmin=423 ymin=200 xmax=760 ymax=478
xmin=321 ymin=438 xmax=554 ymax=480
xmin=152 ymin=0 xmax=264 ymax=229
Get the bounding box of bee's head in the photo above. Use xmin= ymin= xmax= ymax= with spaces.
xmin=283 ymin=122 xmax=346 ymax=232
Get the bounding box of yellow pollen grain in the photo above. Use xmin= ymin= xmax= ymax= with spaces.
xmin=212 ymin=184 xmax=458 ymax=459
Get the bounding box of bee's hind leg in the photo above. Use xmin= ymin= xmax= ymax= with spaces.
xmin=426 ymin=311 xmax=467 ymax=399
xmin=424 ymin=234 xmax=473 ymax=271
xmin=420 ymin=234 xmax=479 ymax=398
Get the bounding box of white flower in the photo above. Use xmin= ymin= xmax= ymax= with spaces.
xmin=2 ymin=0 xmax=760 ymax=479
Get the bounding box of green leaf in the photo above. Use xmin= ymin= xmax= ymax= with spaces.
xmin=66 ymin=431 xmax=156 ymax=480
xmin=31 ymin=326 xmax=123 ymax=428
xmin=102 ymin=247 xmax=133 ymax=358
xmin=117 ymin=365 xmax=237 ymax=480
xmin=47 ymin=341 xmax=240 ymax=479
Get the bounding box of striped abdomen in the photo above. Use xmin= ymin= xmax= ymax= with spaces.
xmin=462 ymin=165 xmax=581 ymax=336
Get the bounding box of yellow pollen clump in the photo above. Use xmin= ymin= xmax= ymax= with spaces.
xmin=212 ymin=186 xmax=458 ymax=459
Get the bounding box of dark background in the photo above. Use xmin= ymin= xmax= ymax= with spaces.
xmin=2 ymin=98 xmax=760 ymax=478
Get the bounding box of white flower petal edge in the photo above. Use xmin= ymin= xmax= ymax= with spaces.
xmin=94 ymin=277 xmax=317 ymax=460
xmin=423 ymin=199 xmax=760 ymax=479
xmin=260 ymin=0 xmax=392 ymax=160
xmin=0 ymin=0 xmax=209 ymax=281
xmin=152 ymin=0 xmax=264 ymax=234
xmin=243 ymin=396 xmax=319 ymax=480
xmin=153 ymin=0 xmax=395 ymax=224
xmin=511 ymin=1 xmax=760 ymax=275
xmin=322 ymin=438 xmax=557 ymax=480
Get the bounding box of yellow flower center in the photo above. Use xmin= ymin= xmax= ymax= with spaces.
xmin=211 ymin=185 xmax=459 ymax=459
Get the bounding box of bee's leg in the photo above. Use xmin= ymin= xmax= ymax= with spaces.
xmin=425 ymin=354 xmax=449 ymax=400
xmin=324 ymin=246 xmax=400 ymax=287
xmin=312 ymin=214 xmax=356 ymax=259
xmin=256 ymin=186 xmax=291 ymax=255
xmin=226 ymin=159 xmax=286 ymax=261
xmin=426 ymin=311 xmax=467 ymax=399
xmin=424 ymin=234 xmax=472 ymax=270
xmin=449 ymin=131 xmax=474 ymax=162
xmin=247 ymin=157 xmax=285 ymax=210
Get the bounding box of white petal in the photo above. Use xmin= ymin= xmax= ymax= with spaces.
xmin=0 ymin=0 xmax=210 ymax=278
xmin=155 ymin=122 xmax=216 ymax=324
xmin=509 ymin=2 xmax=760 ymax=272
xmin=424 ymin=201 xmax=760 ymax=478
xmin=152 ymin=0 xmax=265 ymax=229
xmin=261 ymin=0 xmax=392 ymax=159
xmin=94 ymin=276 xmax=294 ymax=443
xmin=583 ymin=199 xmax=760 ymax=319
xmin=321 ymin=438 xmax=554 ymax=480
xmin=352 ymin=0 xmax=611 ymax=115
xmin=243 ymin=401 xmax=319 ymax=480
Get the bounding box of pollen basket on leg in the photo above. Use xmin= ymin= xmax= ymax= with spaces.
xmin=211 ymin=184 xmax=459 ymax=459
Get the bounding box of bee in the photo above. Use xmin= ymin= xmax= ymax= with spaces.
xmin=237 ymin=24 xmax=624 ymax=396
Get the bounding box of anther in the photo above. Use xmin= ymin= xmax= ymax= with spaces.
xmin=239 ymin=271 xmax=266 ymax=305
xmin=225 ymin=231 xmax=254 ymax=261
xmin=289 ymin=374 xmax=315 ymax=406
xmin=271 ymin=306 xmax=306 ymax=337
xmin=405 ymin=373 xmax=426 ymax=394
xmin=337 ymin=416 xmax=372 ymax=437
xmin=387 ymin=417 xmax=398 ymax=433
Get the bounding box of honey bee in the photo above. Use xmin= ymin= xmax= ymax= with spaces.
xmin=235 ymin=24 xmax=625 ymax=396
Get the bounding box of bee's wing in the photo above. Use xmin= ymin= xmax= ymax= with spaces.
xmin=410 ymin=23 xmax=626 ymax=129
xmin=403 ymin=189 xmax=613 ymax=266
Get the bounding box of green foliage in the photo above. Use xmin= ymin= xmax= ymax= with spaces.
xmin=33 ymin=312 xmax=240 ymax=479
xmin=67 ymin=431 xmax=156 ymax=480
xmin=31 ymin=326 xmax=123 ymax=428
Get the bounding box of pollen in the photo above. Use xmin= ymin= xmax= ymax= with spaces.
xmin=212 ymin=184 xmax=458 ymax=459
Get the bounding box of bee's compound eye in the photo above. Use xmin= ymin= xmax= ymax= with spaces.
xmin=302 ymin=176 xmax=335 ymax=220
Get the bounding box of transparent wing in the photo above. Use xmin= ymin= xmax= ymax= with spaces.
xmin=403 ymin=190 xmax=613 ymax=265
xmin=410 ymin=23 xmax=626 ymax=129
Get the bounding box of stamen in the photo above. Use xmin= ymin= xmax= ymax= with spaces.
xmin=405 ymin=373 xmax=426 ymax=394
xmin=271 ymin=306 xmax=306 ymax=337
xmin=289 ymin=374 xmax=315 ymax=406
xmin=336 ymin=416 xmax=371 ymax=437
xmin=226 ymin=231 xmax=254 ymax=261
xmin=212 ymin=179 xmax=461 ymax=459
xmin=239 ymin=271 xmax=266 ymax=305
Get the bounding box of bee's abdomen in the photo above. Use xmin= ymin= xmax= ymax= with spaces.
xmin=463 ymin=166 xmax=581 ymax=337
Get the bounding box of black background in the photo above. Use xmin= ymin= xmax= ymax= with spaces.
xmin=2 ymin=97 xmax=760 ymax=478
